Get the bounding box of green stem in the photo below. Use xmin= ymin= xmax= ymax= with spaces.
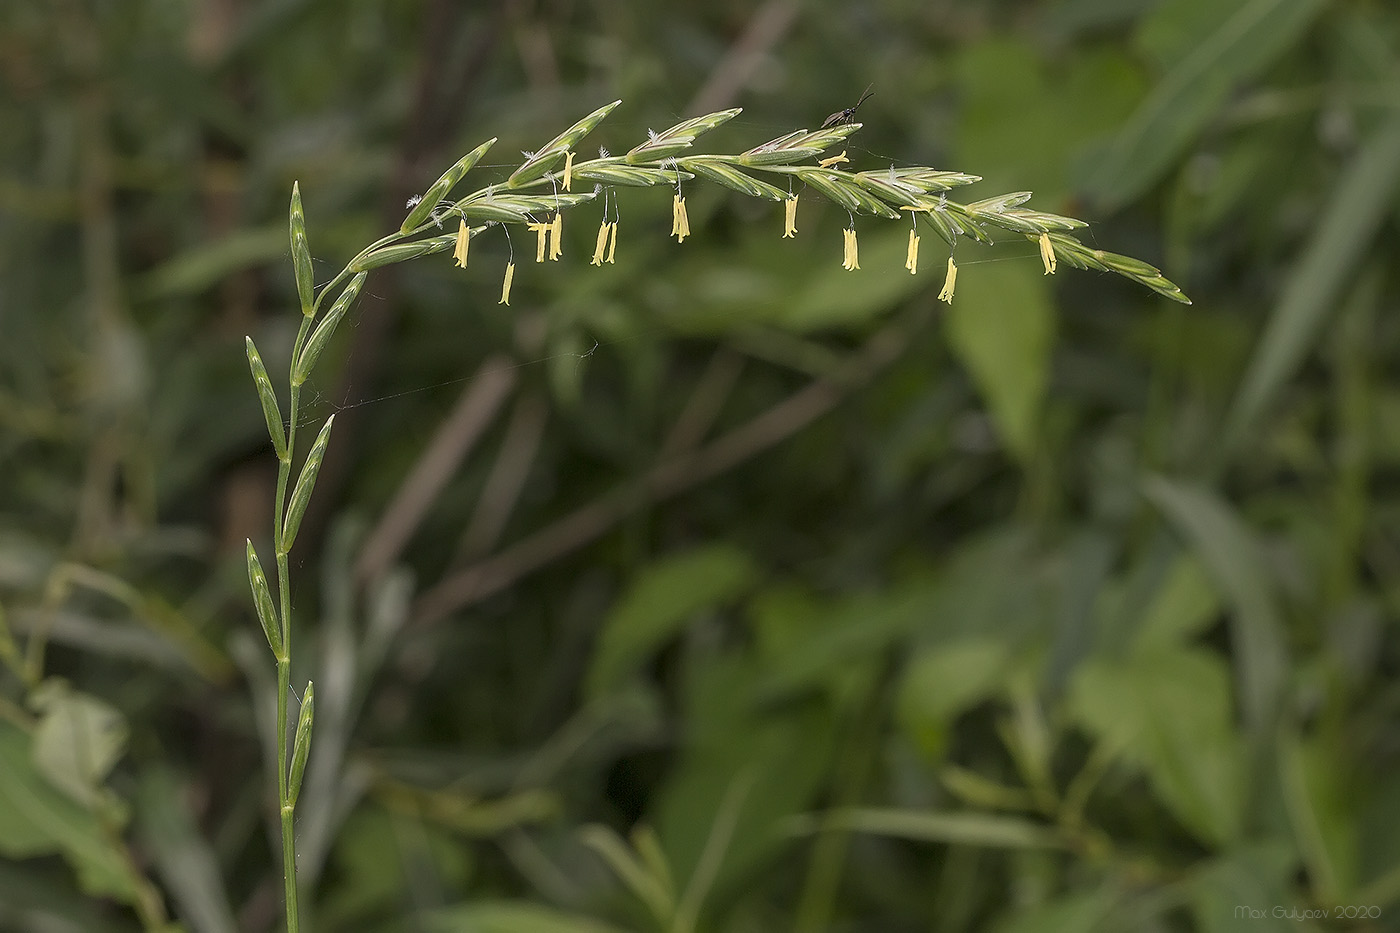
xmin=272 ymin=315 xmax=313 ymax=933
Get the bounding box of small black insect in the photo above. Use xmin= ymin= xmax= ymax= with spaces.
xmin=821 ymin=84 xmax=874 ymax=128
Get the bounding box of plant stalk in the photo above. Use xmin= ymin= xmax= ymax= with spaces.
xmin=272 ymin=315 xmax=313 ymax=932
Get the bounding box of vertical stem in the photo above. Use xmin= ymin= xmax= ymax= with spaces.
xmin=273 ymin=317 xmax=313 ymax=933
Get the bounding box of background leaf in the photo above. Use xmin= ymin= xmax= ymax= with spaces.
xmin=586 ymin=544 xmax=758 ymax=698
xmin=943 ymin=254 xmax=1054 ymax=461
xmin=0 ymin=724 xmax=138 ymax=902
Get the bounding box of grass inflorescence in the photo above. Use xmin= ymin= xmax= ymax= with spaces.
xmin=244 ymin=96 xmax=1188 ymax=932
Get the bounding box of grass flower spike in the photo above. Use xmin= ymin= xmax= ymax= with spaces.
xmin=246 ymin=93 xmax=1189 ymax=933
xmin=938 ymin=256 xmax=958 ymax=303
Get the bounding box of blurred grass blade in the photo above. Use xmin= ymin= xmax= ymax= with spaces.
xmin=293 ymin=272 xmax=366 ymax=386
xmin=425 ymin=901 xmax=628 ymax=933
xmin=1278 ymin=729 xmax=1355 ymax=902
xmin=245 ymin=337 xmax=287 ymax=461
xmin=289 ymin=182 xmax=314 ymax=316
xmin=585 ymin=545 xmax=757 ymax=698
xmin=282 ymin=416 xmax=335 ymax=553
xmin=579 ymin=825 xmax=675 ymax=923
xmin=1086 ymin=0 xmax=1325 ymax=210
xmin=790 ymin=807 xmax=1063 ymax=849
xmin=943 ymin=259 xmax=1054 ymax=462
xmin=138 ymin=226 xmax=282 ymax=300
xmin=401 ymin=137 xmax=498 ymax=232
xmin=1141 ymin=476 xmax=1287 ymax=737
xmin=137 ymin=768 xmax=238 ymax=933
xmin=1221 ymin=112 xmax=1400 ymax=454
xmin=245 ymin=541 xmax=282 ymax=658
xmin=287 ymin=682 xmax=313 ymax=808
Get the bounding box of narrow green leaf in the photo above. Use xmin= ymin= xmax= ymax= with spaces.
xmin=939 ymin=765 xmax=1035 ymax=812
xmin=944 ymin=258 xmax=1054 ymax=461
xmin=1141 ymin=476 xmax=1289 ymax=738
xmin=1087 ymin=0 xmax=1325 ymax=210
xmin=996 ymin=890 xmax=1123 ymax=933
xmin=1188 ymin=844 xmax=1298 ymax=933
xmin=426 ymin=901 xmax=628 ymax=933
xmin=401 ymin=137 xmax=498 ymax=233
xmin=245 ymin=540 xmax=282 ymax=658
xmin=579 ymin=825 xmax=675 ymax=923
xmin=287 ymin=682 xmax=313 ymax=808
xmin=586 ymin=545 xmax=758 ymax=698
xmin=509 ymin=100 xmax=622 ymax=188
xmin=898 ymin=638 xmax=1009 ymax=759
xmin=136 ymin=768 xmax=240 ymax=933
xmin=289 ymin=182 xmax=314 ymax=316
xmin=1279 ymin=730 xmax=1358 ymax=902
xmin=1069 ymin=649 xmax=1245 ymax=846
xmin=350 ymin=234 xmax=455 ymax=272
xmin=137 ymin=225 xmax=283 ymax=300
xmin=1130 ymin=555 xmax=1221 ymax=654
xmin=281 ymin=415 xmax=334 ymax=553
xmin=1223 ymin=112 xmax=1400 ymax=452
xmin=790 ymin=807 xmax=1063 ymax=850
xmin=244 ymin=336 xmax=287 ymax=461
xmin=293 ymin=272 xmax=366 ymax=386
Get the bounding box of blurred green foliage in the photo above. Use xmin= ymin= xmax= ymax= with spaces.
xmin=3 ymin=1 xmax=1400 ymax=931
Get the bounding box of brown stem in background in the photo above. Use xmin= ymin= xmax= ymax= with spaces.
xmin=411 ymin=316 xmax=916 ymax=625
xmin=354 ymin=356 xmax=517 ymax=585
xmin=687 ymin=0 xmax=802 ymax=114
xmin=301 ymin=1 xmax=510 ymax=554
xmin=660 ymin=348 xmax=745 ymax=458
xmin=455 ymin=391 xmax=550 ymax=560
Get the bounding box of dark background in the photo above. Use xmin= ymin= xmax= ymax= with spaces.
xmin=2 ymin=1 xmax=1398 ymax=930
